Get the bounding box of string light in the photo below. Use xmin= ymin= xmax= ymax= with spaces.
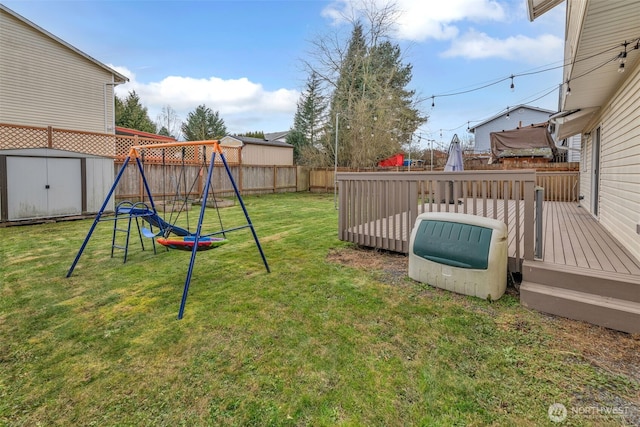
xmin=506 ymin=107 xmax=510 ymax=119
xmin=427 ymin=36 xmax=639 ymax=106
xmin=618 ymin=41 xmax=628 ymax=63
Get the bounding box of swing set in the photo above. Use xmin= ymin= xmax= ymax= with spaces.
xmin=67 ymin=140 xmax=270 ymax=319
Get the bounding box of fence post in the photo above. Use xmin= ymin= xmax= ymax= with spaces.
xmin=273 ymin=165 xmax=277 ymax=193
xmin=535 ymin=186 xmax=544 ymax=259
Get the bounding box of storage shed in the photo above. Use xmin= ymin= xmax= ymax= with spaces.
xmin=220 ymin=134 xmax=293 ymax=166
xmin=0 ymin=148 xmax=114 ymax=222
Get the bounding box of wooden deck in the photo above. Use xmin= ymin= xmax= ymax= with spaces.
xmin=522 ymin=201 xmax=640 ymax=334
xmin=539 ymin=201 xmax=640 ymax=274
xmin=343 ymin=198 xmax=640 ymax=333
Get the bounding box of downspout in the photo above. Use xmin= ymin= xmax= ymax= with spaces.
xmin=104 ymin=79 xmax=122 ymax=134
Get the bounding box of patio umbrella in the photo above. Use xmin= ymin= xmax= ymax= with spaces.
xmin=444 ymin=134 xmax=464 ymax=171
xmin=444 ymin=134 xmax=463 ymax=204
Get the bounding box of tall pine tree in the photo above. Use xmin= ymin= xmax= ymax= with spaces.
xmin=181 ymin=105 xmax=227 ymax=141
xmin=288 ymin=72 xmax=327 ymax=164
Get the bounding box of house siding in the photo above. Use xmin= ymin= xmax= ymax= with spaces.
xmin=0 ymin=10 xmax=116 ymax=133
xmin=242 ymin=145 xmax=293 ymax=166
xmin=582 ymin=63 xmax=640 ymax=261
xmin=472 ymin=107 xmax=555 ymax=153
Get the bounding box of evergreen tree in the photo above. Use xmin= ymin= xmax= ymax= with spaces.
xmin=157 ymin=126 xmax=171 ymax=137
xmin=289 ymin=72 xmax=327 ymax=164
xmin=115 ymin=90 xmax=157 ymax=133
xmin=329 ymin=23 xmax=425 ymax=167
xmin=240 ymin=131 xmax=265 ymax=139
xmin=302 ymin=2 xmax=427 ymax=168
xmin=181 ymin=105 xmax=228 ymax=141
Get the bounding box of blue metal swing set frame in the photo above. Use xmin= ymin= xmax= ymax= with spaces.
xmin=67 ymin=140 xmax=270 ymax=319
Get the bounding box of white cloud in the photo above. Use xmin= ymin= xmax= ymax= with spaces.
xmin=110 ymin=65 xmax=299 ymax=134
xmin=322 ymin=0 xmax=507 ymax=41
xmin=440 ymin=30 xmax=563 ymax=63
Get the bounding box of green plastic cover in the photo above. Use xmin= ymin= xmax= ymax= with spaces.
xmin=413 ymin=220 xmax=493 ymax=269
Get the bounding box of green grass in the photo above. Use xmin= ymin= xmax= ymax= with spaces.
xmin=0 ymin=192 xmax=636 ymax=426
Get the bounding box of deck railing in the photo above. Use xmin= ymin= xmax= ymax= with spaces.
xmin=337 ymin=170 xmax=537 ymax=272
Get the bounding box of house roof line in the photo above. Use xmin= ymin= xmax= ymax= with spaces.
xmin=0 ymin=4 xmax=129 ymax=84
xmin=224 ymin=134 xmax=292 ymax=148
xmin=468 ymin=104 xmax=556 ymax=132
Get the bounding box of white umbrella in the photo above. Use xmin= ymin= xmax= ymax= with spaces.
xmin=444 ymin=134 xmax=464 ymax=171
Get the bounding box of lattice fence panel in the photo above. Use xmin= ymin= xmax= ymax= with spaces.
xmin=52 ymin=128 xmax=115 ymax=157
xmin=115 ymin=138 xmax=241 ymax=165
xmin=0 ymin=123 xmax=48 ymax=149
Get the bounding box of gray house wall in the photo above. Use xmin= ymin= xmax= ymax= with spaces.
xmin=471 ymin=106 xmax=555 ymax=153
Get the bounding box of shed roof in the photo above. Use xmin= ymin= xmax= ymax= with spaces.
xmin=224 ymin=135 xmax=293 ymax=149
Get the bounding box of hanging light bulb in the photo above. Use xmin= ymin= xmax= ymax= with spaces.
xmin=619 ymin=41 xmax=629 ymax=63
xmin=466 ymin=121 xmax=470 ymax=132
xmin=506 ymin=107 xmax=510 ymax=119
xmin=431 ymin=96 xmax=435 ymax=108
xmin=510 ymin=75 xmax=515 ymax=92
xmin=618 ymin=62 xmax=626 ymax=73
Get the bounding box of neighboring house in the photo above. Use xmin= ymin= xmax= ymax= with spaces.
xmin=0 ymin=4 xmax=128 ymax=134
xmin=469 ymin=104 xmax=555 ymax=153
xmin=0 ymin=5 xmax=127 ymax=221
xmin=264 ymin=131 xmax=289 ymax=144
xmin=560 ymin=134 xmax=581 ymax=163
xmin=220 ymin=134 xmax=293 ymax=166
xmin=530 ymin=0 xmax=640 ymax=261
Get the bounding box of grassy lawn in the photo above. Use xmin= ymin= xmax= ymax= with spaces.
xmin=1 ymin=192 xmax=638 ymax=426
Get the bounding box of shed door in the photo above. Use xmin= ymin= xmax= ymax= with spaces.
xmin=6 ymin=157 xmax=82 ymax=220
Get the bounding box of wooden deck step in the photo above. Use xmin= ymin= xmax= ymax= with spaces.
xmin=522 ymin=260 xmax=640 ymax=303
xmin=521 ymin=260 xmax=640 ymax=334
xmin=520 ymin=281 xmax=640 ymax=334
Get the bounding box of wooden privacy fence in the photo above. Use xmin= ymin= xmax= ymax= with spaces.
xmin=113 ymin=162 xmax=297 ymax=202
xmin=337 ymin=170 xmax=538 ymax=272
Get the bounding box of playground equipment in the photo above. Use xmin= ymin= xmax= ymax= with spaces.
xmin=67 ymin=140 xmax=270 ymax=319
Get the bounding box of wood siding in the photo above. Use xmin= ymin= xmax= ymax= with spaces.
xmin=594 ymin=63 xmax=640 ymax=261
xmin=241 ymin=144 xmax=293 ymax=166
xmin=0 ymin=10 xmax=118 ymax=133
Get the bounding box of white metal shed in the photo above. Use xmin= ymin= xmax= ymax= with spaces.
xmin=0 ymin=148 xmax=114 ymax=222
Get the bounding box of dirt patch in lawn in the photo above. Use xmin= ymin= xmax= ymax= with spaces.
xmin=327 ymin=245 xmax=640 ymax=426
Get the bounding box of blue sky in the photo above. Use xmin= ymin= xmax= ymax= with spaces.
xmin=4 ymin=0 xmax=566 ymax=150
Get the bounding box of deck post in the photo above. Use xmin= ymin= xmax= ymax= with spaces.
xmin=535 ymin=186 xmax=544 ymax=259
xmin=523 ymin=179 xmax=536 ymax=262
